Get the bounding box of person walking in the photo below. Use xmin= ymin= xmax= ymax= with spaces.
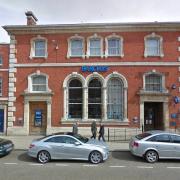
xmin=91 ymin=120 xmax=97 ymax=139
xmin=98 ymin=123 xmax=105 ymax=141
xmin=72 ymin=121 xmax=78 ymax=135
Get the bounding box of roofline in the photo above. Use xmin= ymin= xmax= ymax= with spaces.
xmin=3 ymin=21 xmax=180 ymax=35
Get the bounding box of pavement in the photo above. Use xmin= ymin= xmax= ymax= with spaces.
xmin=0 ymin=135 xmax=129 ymax=151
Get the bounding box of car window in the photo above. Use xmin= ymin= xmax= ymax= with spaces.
xmin=147 ymin=134 xmax=170 ymax=143
xmin=135 ymin=133 xmax=152 ymax=140
xmin=44 ymin=136 xmax=65 ymax=143
xmin=171 ymin=135 xmax=180 ymax=143
xmin=63 ymin=137 xmax=77 ymax=144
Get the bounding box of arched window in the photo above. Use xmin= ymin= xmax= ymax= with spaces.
xmin=145 ymin=74 xmax=162 ymax=92
xmin=32 ymin=75 xmax=47 ymax=92
xmin=107 ymin=78 xmax=124 ymax=120
xmin=68 ymin=79 xmax=82 ymax=118
xmin=88 ymin=79 xmax=102 ymax=119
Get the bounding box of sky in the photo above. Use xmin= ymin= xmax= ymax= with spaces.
xmin=1 ymin=0 xmax=180 ymax=43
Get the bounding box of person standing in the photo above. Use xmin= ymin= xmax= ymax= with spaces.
xmin=72 ymin=121 xmax=78 ymax=135
xmin=98 ymin=123 xmax=105 ymax=141
xmin=91 ymin=120 xmax=97 ymax=139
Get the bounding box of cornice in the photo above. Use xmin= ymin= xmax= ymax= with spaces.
xmin=3 ymin=22 xmax=180 ymax=34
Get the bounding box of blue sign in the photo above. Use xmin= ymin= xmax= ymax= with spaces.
xmin=170 ymin=121 xmax=176 ymax=127
xmin=34 ymin=109 xmax=42 ymax=127
xmin=81 ymin=66 xmax=109 ymax=72
xmin=171 ymin=113 xmax=178 ymax=119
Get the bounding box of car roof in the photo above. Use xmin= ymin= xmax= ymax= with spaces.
xmin=146 ymin=130 xmax=165 ymax=134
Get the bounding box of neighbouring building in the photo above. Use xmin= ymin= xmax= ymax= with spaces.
xmin=1 ymin=11 xmax=180 ymax=135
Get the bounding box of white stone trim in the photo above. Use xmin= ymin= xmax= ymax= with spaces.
xmin=105 ymin=34 xmax=124 ymax=58
xmin=14 ymin=62 xmax=180 ymax=67
xmin=144 ymin=32 xmax=164 ymax=58
xmin=86 ymin=34 xmax=104 ymax=58
xmin=67 ymin=34 xmax=85 ymax=59
xmin=178 ymin=37 xmax=180 ymax=41
xmin=29 ymin=35 xmax=48 ymax=59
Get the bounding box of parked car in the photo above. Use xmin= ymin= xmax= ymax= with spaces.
xmin=129 ymin=130 xmax=180 ymax=163
xmin=28 ymin=132 xmax=109 ymax=164
xmin=0 ymin=138 xmax=14 ymax=156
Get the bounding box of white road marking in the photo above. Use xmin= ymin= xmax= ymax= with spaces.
xmin=83 ymin=165 xmax=98 ymax=167
xmin=109 ymin=166 xmax=126 ymax=168
xmin=167 ymin=167 xmax=180 ymax=169
xmin=55 ymin=164 xmax=69 ymax=167
xmin=4 ymin=163 xmax=18 ymax=165
xmin=29 ymin=163 xmax=44 ymax=166
xmin=137 ymin=166 xmax=153 ymax=169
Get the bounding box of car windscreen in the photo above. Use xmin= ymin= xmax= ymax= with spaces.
xmin=135 ymin=133 xmax=152 ymax=140
xmin=73 ymin=134 xmax=89 ymax=143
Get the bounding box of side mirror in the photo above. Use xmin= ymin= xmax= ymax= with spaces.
xmin=74 ymin=142 xmax=81 ymax=146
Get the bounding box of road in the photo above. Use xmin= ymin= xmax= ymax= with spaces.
xmin=0 ymin=150 xmax=180 ymax=180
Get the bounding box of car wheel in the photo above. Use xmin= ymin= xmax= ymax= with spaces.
xmin=89 ymin=151 xmax=102 ymax=164
xmin=37 ymin=150 xmax=51 ymax=164
xmin=145 ymin=150 xmax=158 ymax=163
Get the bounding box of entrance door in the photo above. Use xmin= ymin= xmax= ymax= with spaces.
xmin=144 ymin=102 xmax=163 ymax=131
xmin=0 ymin=109 xmax=4 ymax=133
xmin=29 ymin=102 xmax=47 ymax=135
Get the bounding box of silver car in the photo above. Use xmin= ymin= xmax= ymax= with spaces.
xmin=28 ymin=132 xmax=109 ymax=164
xmin=129 ymin=130 xmax=180 ymax=163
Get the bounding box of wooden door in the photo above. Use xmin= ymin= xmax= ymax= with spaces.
xmin=29 ymin=102 xmax=47 ymax=135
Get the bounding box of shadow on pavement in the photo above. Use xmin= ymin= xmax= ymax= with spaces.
xmin=17 ymin=152 xmax=36 ymax=163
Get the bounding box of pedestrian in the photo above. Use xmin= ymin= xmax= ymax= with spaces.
xmin=98 ymin=123 xmax=105 ymax=141
xmin=72 ymin=121 xmax=78 ymax=135
xmin=91 ymin=120 xmax=97 ymax=139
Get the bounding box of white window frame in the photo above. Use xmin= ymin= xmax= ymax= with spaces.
xmin=30 ymin=35 xmax=48 ymax=59
xmin=67 ymin=35 xmax=85 ymax=59
xmin=105 ymin=34 xmax=124 ymax=58
xmin=144 ymin=33 xmax=164 ymax=58
xmin=0 ymin=78 xmax=2 ymax=96
xmin=27 ymin=72 xmax=51 ymax=93
xmin=87 ymin=34 xmax=103 ymax=58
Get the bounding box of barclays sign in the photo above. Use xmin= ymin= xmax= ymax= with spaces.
xmin=81 ymin=66 xmax=109 ymax=72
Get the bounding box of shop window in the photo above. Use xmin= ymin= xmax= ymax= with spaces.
xmin=145 ymin=74 xmax=162 ymax=92
xmin=88 ymin=79 xmax=102 ymax=119
xmin=107 ymin=78 xmax=124 ymax=120
xmin=68 ymin=79 xmax=82 ymax=119
xmin=32 ymin=75 xmax=47 ymax=92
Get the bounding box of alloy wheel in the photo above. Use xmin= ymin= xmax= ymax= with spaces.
xmin=89 ymin=151 xmax=102 ymax=164
xmin=38 ymin=150 xmax=50 ymax=163
xmin=145 ymin=150 xmax=158 ymax=163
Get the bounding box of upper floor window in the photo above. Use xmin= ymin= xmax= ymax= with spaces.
xmin=105 ymin=35 xmax=124 ymax=57
xmin=30 ymin=36 xmax=48 ymax=59
xmin=144 ymin=33 xmax=164 ymax=57
xmin=0 ymin=55 xmax=2 ymax=65
xmin=145 ymin=74 xmax=162 ymax=92
xmin=67 ymin=35 xmax=85 ymax=58
xmin=32 ymin=75 xmax=47 ymax=92
xmin=87 ymin=34 xmax=103 ymax=58
xmin=0 ymin=78 xmax=2 ymax=96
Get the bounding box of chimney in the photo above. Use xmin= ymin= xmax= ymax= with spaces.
xmin=25 ymin=11 xmax=38 ymax=25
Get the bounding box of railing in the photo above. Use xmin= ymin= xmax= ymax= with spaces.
xmin=107 ymin=128 xmax=143 ymax=142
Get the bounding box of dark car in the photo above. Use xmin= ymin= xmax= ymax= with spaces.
xmin=0 ymin=138 xmax=14 ymax=156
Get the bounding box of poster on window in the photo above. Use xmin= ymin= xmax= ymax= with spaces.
xmin=34 ymin=109 xmax=42 ymax=127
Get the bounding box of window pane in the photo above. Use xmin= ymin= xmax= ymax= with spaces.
xmin=0 ymin=55 xmax=2 ymax=64
xmin=0 ymin=78 xmax=2 ymax=95
xmin=107 ymin=78 xmax=124 ymax=120
xmin=35 ymin=40 xmax=46 ymax=56
xmin=145 ymin=74 xmax=162 ymax=92
xmin=69 ymin=104 xmax=82 ymax=118
xmin=146 ymin=39 xmax=159 ymax=56
xmin=90 ymin=39 xmax=101 ymax=56
xmin=108 ymin=39 xmax=120 ymax=55
xmin=171 ymin=135 xmax=180 ymax=143
xmin=71 ymin=39 xmax=83 ymax=56
xmin=32 ymin=75 xmax=47 ymax=91
xmin=88 ymin=104 xmax=101 ymax=119
xmin=155 ymin=134 xmax=170 ymax=143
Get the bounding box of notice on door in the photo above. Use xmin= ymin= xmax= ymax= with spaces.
xmin=34 ymin=109 xmax=42 ymax=127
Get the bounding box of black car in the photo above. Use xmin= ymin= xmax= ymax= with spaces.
xmin=0 ymin=138 xmax=14 ymax=156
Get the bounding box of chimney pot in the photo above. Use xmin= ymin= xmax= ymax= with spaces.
xmin=25 ymin=11 xmax=38 ymax=25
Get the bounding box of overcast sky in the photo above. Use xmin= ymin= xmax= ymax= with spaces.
xmin=1 ymin=0 xmax=180 ymax=42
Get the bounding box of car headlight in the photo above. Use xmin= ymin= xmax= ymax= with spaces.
xmin=0 ymin=145 xmax=4 ymax=150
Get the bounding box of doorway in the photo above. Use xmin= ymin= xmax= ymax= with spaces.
xmin=29 ymin=102 xmax=47 ymax=135
xmin=0 ymin=109 xmax=4 ymax=133
xmin=144 ymin=102 xmax=164 ymax=131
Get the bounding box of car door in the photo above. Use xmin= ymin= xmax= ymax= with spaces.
xmin=149 ymin=134 xmax=175 ymax=158
xmin=62 ymin=136 xmax=89 ymax=160
xmin=44 ymin=136 xmax=67 ymax=159
xmin=169 ymin=135 xmax=180 ymax=158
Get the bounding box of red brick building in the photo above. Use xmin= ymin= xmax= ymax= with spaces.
xmin=2 ymin=12 xmax=180 ymax=135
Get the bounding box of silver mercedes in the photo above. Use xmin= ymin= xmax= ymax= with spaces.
xmin=28 ymin=132 xmax=109 ymax=164
xmin=129 ymin=130 xmax=180 ymax=163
